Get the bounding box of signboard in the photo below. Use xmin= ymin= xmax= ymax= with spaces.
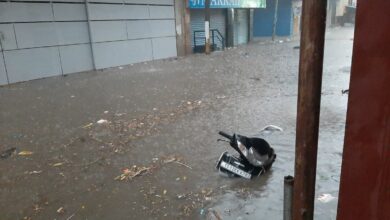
xmin=189 ymin=0 xmax=266 ymax=8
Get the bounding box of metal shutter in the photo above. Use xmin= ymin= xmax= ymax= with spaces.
xmin=190 ymin=9 xmax=226 ymax=49
xmin=235 ymin=9 xmax=249 ymax=45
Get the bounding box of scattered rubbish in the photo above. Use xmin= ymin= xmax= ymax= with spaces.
xmin=97 ymin=119 xmax=109 ymax=124
xmin=118 ymin=66 xmax=123 ymax=70
xmin=342 ymin=89 xmax=349 ymax=94
xmin=115 ymin=166 xmax=151 ymax=181
xmin=176 ymin=177 xmax=180 ymax=181
xmin=82 ymin=123 xmax=93 ymax=129
xmin=28 ymin=170 xmax=42 ymax=175
xmin=70 ymin=95 xmax=75 ymax=98
xmin=177 ymin=194 xmax=186 ymax=199
xmin=18 ymin=151 xmax=34 ymax=156
xmin=260 ymin=125 xmax=284 ymax=134
xmin=293 ymin=46 xmax=300 ymax=49
xmin=66 ymin=212 xmax=76 ymax=220
xmin=174 ymin=161 xmax=192 ymax=169
xmin=205 ymin=197 xmax=212 ymax=201
xmin=207 ymin=208 xmax=222 ymax=220
xmin=318 ymin=193 xmax=336 ymax=203
xmin=57 ymin=207 xmax=65 ymax=214
xmin=104 ymin=111 xmax=109 ymax=114
xmin=1 ymin=147 xmax=16 ymax=159
xmin=153 ymin=108 xmax=158 ymax=111
xmin=216 ymin=95 xmax=226 ymax=99
xmin=32 ymin=204 xmax=43 ymax=212
xmin=163 ymin=189 xmax=167 ymax=195
xmin=52 ymin=162 xmax=65 ymax=167
xmin=200 ymin=208 xmax=206 ymax=216
xmin=279 ymin=40 xmax=284 ymax=43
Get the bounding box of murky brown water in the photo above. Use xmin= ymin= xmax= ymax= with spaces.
xmin=0 ymin=27 xmax=354 ymax=220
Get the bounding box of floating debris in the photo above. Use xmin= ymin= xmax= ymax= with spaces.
xmin=57 ymin=207 xmax=65 ymax=214
xmin=97 ymin=119 xmax=109 ymax=124
xmin=52 ymin=162 xmax=65 ymax=167
xmin=28 ymin=170 xmax=42 ymax=175
xmin=0 ymin=147 xmax=16 ymax=159
xmin=115 ymin=166 xmax=151 ymax=181
xmin=82 ymin=123 xmax=93 ymax=129
xmin=318 ymin=193 xmax=336 ymax=203
xmin=18 ymin=151 xmax=34 ymax=156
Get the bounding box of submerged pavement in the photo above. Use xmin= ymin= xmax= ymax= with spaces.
xmin=0 ymin=27 xmax=354 ymax=220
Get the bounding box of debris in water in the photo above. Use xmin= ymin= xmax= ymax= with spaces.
xmin=57 ymin=207 xmax=65 ymax=214
xmin=18 ymin=151 xmax=34 ymax=156
xmin=28 ymin=170 xmax=42 ymax=175
xmin=115 ymin=166 xmax=151 ymax=181
xmin=207 ymin=208 xmax=222 ymax=220
xmin=1 ymin=147 xmax=16 ymax=159
xmin=318 ymin=193 xmax=336 ymax=203
xmin=52 ymin=162 xmax=65 ymax=167
xmin=260 ymin=125 xmax=284 ymax=134
xmin=97 ymin=119 xmax=109 ymax=124
xmin=177 ymin=194 xmax=186 ymax=199
xmin=249 ymin=77 xmax=260 ymax=81
xmin=82 ymin=123 xmax=93 ymax=129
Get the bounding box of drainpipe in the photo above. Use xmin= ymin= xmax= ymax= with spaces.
xmin=85 ymin=0 xmax=96 ymax=70
xmin=284 ymin=176 xmax=294 ymax=220
xmin=204 ymin=0 xmax=211 ymax=54
xmin=226 ymin=8 xmax=235 ymax=47
xmin=272 ymin=0 xmax=279 ymax=41
xmin=293 ymin=0 xmax=328 ymax=219
xmin=0 ymin=33 xmax=10 ymax=85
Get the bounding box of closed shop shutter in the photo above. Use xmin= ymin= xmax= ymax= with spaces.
xmin=190 ymin=9 xmax=226 ymax=50
xmin=235 ymin=9 xmax=249 ymax=45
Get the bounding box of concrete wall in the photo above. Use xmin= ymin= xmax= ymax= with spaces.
xmin=0 ymin=0 xmax=177 ymax=85
xmin=253 ymin=0 xmax=293 ymax=37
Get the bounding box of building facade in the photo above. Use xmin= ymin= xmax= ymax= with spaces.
xmin=1 ymin=0 xmax=298 ymax=85
xmin=0 ymin=0 xmax=177 ymax=85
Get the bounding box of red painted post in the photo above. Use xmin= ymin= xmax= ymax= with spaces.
xmin=337 ymin=0 xmax=390 ymax=219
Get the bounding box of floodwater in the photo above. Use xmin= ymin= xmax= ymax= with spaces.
xmin=0 ymin=27 xmax=354 ymax=219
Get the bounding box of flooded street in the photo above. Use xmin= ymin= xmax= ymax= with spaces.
xmin=0 ymin=27 xmax=353 ymax=220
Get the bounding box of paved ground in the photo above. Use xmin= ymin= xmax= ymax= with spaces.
xmin=0 ymin=27 xmax=354 ymax=220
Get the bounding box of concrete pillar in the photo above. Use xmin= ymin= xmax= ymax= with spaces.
xmin=175 ymin=0 xmax=192 ymax=56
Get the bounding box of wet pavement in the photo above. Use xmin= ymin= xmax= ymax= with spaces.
xmin=0 ymin=27 xmax=354 ymax=220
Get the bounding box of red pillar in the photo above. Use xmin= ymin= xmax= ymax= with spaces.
xmin=337 ymin=0 xmax=390 ymax=219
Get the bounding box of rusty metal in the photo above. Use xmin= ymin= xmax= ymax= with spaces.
xmin=204 ymin=0 xmax=211 ymax=54
xmin=337 ymin=0 xmax=390 ymax=219
xmin=284 ymin=176 xmax=294 ymax=220
xmin=292 ymin=0 xmax=328 ymax=219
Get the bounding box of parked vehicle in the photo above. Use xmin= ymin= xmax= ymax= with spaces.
xmin=216 ymin=131 xmax=276 ymax=179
